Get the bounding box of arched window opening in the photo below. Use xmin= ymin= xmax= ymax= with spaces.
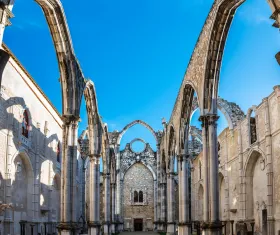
xmin=57 ymin=142 xmax=60 ymax=163
xmin=139 ymin=191 xmax=143 ymax=203
xmin=250 ymin=111 xmax=257 ymax=145
xmin=134 ymin=191 xmax=138 ymax=203
xmin=22 ymin=110 xmax=29 ymax=138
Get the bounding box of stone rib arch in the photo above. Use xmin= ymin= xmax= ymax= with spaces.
xmin=121 ymin=161 xmax=156 ymax=181
xmin=191 ymin=96 xmax=245 ymax=130
xmin=117 ymin=120 xmax=158 ymax=145
xmin=8 ymin=0 xmax=86 ymax=117
xmin=84 ymin=80 xmax=103 ymax=156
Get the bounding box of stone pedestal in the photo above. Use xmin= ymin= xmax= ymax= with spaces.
xmin=201 ymin=222 xmax=223 ymax=235
xmin=178 ymin=222 xmax=191 ymax=235
xmin=103 ymin=223 xmax=111 ymax=235
xmin=167 ymin=222 xmax=176 ymax=235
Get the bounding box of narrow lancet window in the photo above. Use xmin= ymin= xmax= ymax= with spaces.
xmin=22 ymin=110 xmax=29 ymax=138
xmin=139 ymin=191 xmax=143 ymax=203
xmin=134 ymin=191 xmax=138 ymax=203
xmin=250 ymin=111 xmax=257 ymax=144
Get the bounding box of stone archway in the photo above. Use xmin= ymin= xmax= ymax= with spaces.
xmin=197 ymin=184 xmax=204 ymax=221
xmin=11 ymin=151 xmax=34 ymax=234
xmin=245 ymin=150 xmax=267 ymax=233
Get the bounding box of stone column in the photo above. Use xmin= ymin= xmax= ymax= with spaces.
xmin=263 ymin=97 xmax=274 ymax=235
xmin=80 ymin=158 xmax=87 ymax=233
xmin=199 ymin=116 xmax=209 ymax=222
xmin=178 ymin=154 xmax=191 ymax=235
xmin=160 ymin=178 xmax=167 ymax=232
xmin=200 ymin=115 xmax=222 ymax=235
xmin=58 ymin=117 xmax=79 ymax=235
xmin=115 ymin=144 xmax=122 ymax=230
xmin=155 ymin=145 xmax=160 ymax=230
xmin=34 ymin=123 xmax=41 ymax=223
xmin=88 ymin=155 xmax=101 ymax=235
xmin=167 ymin=170 xmax=175 ymax=235
xmin=111 ymin=183 xmax=116 ymax=234
xmin=103 ymin=172 xmax=111 ymax=235
xmin=3 ymin=104 xmax=14 ymax=234
xmin=0 ymin=4 xmax=13 ymax=47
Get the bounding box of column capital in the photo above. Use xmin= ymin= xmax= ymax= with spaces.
xmin=89 ymin=153 xmax=101 ymax=159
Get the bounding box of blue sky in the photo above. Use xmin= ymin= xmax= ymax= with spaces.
xmin=4 ymin=0 xmax=280 ymax=151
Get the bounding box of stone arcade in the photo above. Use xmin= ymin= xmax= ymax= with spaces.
xmin=0 ymin=0 xmax=280 ymax=235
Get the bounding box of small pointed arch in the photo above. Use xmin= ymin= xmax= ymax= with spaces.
xmin=103 ymin=124 xmax=111 ymax=173
xmin=167 ymin=125 xmax=176 ymax=170
xmin=247 ymin=106 xmax=258 ymax=145
xmin=84 ymin=80 xmax=103 ymax=156
xmin=179 ymin=83 xmax=199 ymax=154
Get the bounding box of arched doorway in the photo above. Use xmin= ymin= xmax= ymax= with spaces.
xmin=11 ymin=152 xmax=34 ymax=234
xmin=245 ymin=150 xmax=267 ymax=234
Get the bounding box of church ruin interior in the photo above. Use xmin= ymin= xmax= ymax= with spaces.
xmin=0 ymin=0 xmax=280 ymax=235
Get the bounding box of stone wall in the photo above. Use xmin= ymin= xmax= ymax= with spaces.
xmin=122 ymin=163 xmax=154 ymax=231
xmin=0 ymin=46 xmax=65 ymax=235
xmin=191 ymin=86 xmax=280 ymax=235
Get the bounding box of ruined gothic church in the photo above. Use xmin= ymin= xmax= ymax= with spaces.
xmin=0 ymin=0 xmax=280 ymax=235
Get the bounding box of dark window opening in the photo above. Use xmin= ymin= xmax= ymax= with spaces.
xmin=134 ymin=191 xmax=138 ymax=203
xmin=22 ymin=110 xmax=29 ymax=138
xmin=250 ymin=116 xmax=257 ymax=144
xmin=139 ymin=191 xmax=143 ymax=203
xmin=57 ymin=142 xmax=60 ymax=163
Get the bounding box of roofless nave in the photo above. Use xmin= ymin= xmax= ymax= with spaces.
xmin=0 ymin=0 xmax=279 ymax=235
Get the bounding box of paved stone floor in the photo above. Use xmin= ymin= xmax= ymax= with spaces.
xmin=119 ymin=232 xmax=158 ymax=235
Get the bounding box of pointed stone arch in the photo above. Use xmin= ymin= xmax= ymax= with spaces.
xmin=117 ymin=120 xmax=158 ymax=145
xmin=84 ymin=80 xmax=103 ymax=156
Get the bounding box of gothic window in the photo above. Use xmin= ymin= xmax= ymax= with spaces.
xmin=22 ymin=110 xmax=29 ymax=138
xmin=57 ymin=142 xmax=60 ymax=163
xmin=139 ymin=191 xmax=143 ymax=203
xmin=250 ymin=111 xmax=257 ymax=145
xmin=134 ymin=191 xmax=138 ymax=203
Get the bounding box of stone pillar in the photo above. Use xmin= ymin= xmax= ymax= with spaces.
xmin=178 ymin=154 xmax=191 ymax=235
xmin=237 ymin=123 xmax=245 ymax=222
xmin=103 ymin=173 xmax=111 ymax=235
xmin=34 ymin=123 xmax=41 ymax=222
xmin=111 ymin=183 xmax=116 ymax=234
xmin=160 ymin=179 xmax=167 ymax=232
xmin=167 ymin=171 xmax=175 ymax=235
xmin=155 ymin=145 xmax=160 ymax=230
xmin=200 ymin=115 xmax=222 ymax=235
xmin=3 ymin=104 xmax=14 ymax=234
xmin=199 ymin=116 xmax=209 ymax=222
xmin=263 ymin=97 xmax=274 ymax=235
xmin=0 ymin=4 xmax=13 ymax=47
xmin=58 ymin=117 xmax=79 ymax=235
xmin=88 ymin=155 xmax=101 ymax=235
xmin=115 ymin=144 xmax=122 ymax=230
xmin=81 ymin=159 xmax=87 ymax=233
